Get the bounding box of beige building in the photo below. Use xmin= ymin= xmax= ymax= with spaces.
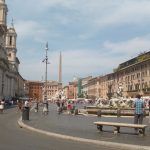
xmin=45 ymin=81 xmax=62 ymax=100
xmin=25 ymin=80 xmax=62 ymax=101
xmin=86 ymin=77 xmax=97 ymax=99
xmin=99 ymin=52 xmax=150 ymax=98
xmin=67 ymin=81 xmax=77 ymax=99
xmin=81 ymin=75 xmax=108 ymax=99
xmin=0 ymin=0 xmax=24 ymax=99
xmin=63 ymin=81 xmax=77 ymax=99
xmin=97 ymin=75 xmax=108 ymax=99
xmin=81 ymin=76 xmax=92 ymax=98
xmin=76 ymin=52 xmax=150 ymax=99
xmin=112 ymin=52 xmax=150 ymax=98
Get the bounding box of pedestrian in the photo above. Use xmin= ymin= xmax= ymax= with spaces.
xmin=61 ymin=100 xmax=64 ymax=108
xmin=67 ymin=101 xmax=73 ymax=114
xmin=24 ymin=99 xmax=30 ymax=109
xmin=134 ymin=94 xmax=145 ymax=133
xmin=0 ymin=99 xmax=5 ymax=114
xmin=60 ymin=100 xmax=65 ymax=112
xmin=23 ymin=99 xmax=30 ymax=115
xmin=0 ymin=100 xmax=2 ymax=113
xmin=148 ymin=99 xmax=150 ymax=126
xmin=43 ymin=101 xmax=48 ymax=115
xmin=46 ymin=101 xmax=49 ymax=111
xmin=34 ymin=101 xmax=39 ymax=112
xmin=134 ymin=94 xmax=145 ymax=124
xmin=56 ymin=99 xmax=62 ymax=114
xmin=17 ymin=100 xmax=22 ymax=112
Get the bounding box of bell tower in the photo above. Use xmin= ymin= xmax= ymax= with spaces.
xmin=5 ymin=20 xmax=17 ymax=66
xmin=0 ymin=0 xmax=7 ymax=27
xmin=0 ymin=0 xmax=7 ymax=47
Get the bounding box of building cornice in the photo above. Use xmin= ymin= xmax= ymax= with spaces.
xmin=115 ymin=57 xmax=150 ymax=73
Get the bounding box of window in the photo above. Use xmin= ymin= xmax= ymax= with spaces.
xmin=135 ymin=84 xmax=140 ymax=91
xmin=142 ymin=72 xmax=144 ymax=77
xmin=128 ymin=76 xmax=130 ymax=82
xmin=145 ymin=82 xmax=148 ymax=88
xmin=142 ymin=83 xmax=144 ymax=89
xmin=144 ymin=70 xmax=147 ymax=77
xmin=8 ymin=53 xmax=11 ymax=57
xmin=9 ymin=36 xmax=12 ymax=46
xmin=137 ymin=73 xmax=140 ymax=79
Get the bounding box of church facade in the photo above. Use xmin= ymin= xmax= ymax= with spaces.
xmin=0 ymin=0 xmax=24 ymax=99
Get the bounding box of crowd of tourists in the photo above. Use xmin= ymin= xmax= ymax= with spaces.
xmin=1 ymin=95 xmax=150 ymax=133
xmin=56 ymin=99 xmax=77 ymax=114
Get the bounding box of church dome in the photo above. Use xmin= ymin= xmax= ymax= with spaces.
xmin=7 ymin=27 xmax=16 ymax=34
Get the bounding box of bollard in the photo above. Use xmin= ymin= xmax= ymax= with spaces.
xmin=22 ymin=107 xmax=29 ymax=120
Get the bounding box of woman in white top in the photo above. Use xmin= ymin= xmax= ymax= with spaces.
xmin=0 ymin=100 xmax=4 ymax=113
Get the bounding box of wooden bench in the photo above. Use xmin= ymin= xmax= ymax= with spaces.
xmin=94 ymin=121 xmax=148 ymax=135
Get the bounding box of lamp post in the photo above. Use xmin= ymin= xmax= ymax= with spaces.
xmin=1 ymin=72 xmax=4 ymax=98
xmin=1 ymin=82 xmax=4 ymax=98
xmin=42 ymin=42 xmax=49 ymax=110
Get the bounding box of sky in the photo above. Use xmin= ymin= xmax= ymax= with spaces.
xmin=6 ymin=0 xmax=150 ymax=85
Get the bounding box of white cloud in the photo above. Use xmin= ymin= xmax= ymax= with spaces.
xmin=19 ymin=34 xmax=150 ymax=84
xmin=41 ymin=0 xmax=150 ymax=28
xmin=15 ymin=21 xmax=42 ymax=37
xmin=20 ymin=61 xmax=45 ymax=81
xmin=20 ymin=49 xmax=126 ymax=83
xmin=11 ymin=0 xmax=150 ymax=42
xmin=96 ymin=1 xmax=150 ymax=28
xmin=104 ymin=36 xmax=150 ymax=56
xmin=11 ymin=0 xmax=150 ymax=28
xmin=20 ymin=35 xmax=150 ymax=84
xmin=7 ymin=0 xmax=150 ymax=84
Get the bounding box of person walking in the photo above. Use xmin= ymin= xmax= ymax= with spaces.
xmin=43 ymin=101 xmax=48 ymax=115
xmin=34 ymin=101 xmax=39 ymax=112
xmin=24 ymin=99 xmax=30 ymax=109
xmin=0 ymin=99 xmax=5 ymax=114
xmin=0 ymin=100 xmax=2 ymax=113
xmin=67 ymin=101 xmax=73 ymax=114
xmin=148 ymin=99 xmax=150 ymax=126
xmin=56 ymin=99 xmax=61 ymax=114
xmin=17 ymin=100 xmax=22 ymax=112
xmin=134 ymin=94 xmax=145 ymax=125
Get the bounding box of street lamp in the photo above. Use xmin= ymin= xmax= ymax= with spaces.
xmin=1 ymin=73 xmax=4 ymax=98
xmin=42 ymin=42 xmax=50 ymax=110
xmin=1 ymin=82 xmax=4 ymax=98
